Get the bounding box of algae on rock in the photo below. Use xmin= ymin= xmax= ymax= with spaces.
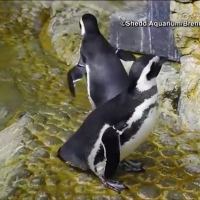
xmin=47 ymin=4 xmax=110 ymax=66
xmin=45 ymin=1 xmax=141 ymax=66
xmin=171 ymin=0 xmax=200 ymax=131
xmin=0 ymin=113 xmax=32 ymax=199
xmin=1 ymin=1 xmax=200 ymax=199
xmin=157 ymin=62 xmax=180 ymax=122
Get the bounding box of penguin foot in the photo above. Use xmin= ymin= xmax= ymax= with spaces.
xmin=119 ymin=160 xmax=145 ymax=173
xmin=99 ymin=176 xmax=129 ymax=194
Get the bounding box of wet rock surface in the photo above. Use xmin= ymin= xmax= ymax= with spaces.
xmin=178 ymin=55 xmax=200 ymax=131
xmin=171 ymin=0 xmax=200 ymax=131
xmin=157 ymin=62 xmax=180 ymax=121
xmin=46 ymin=1 xmax=141 ymax=66
xmin=0 ymin=1 xmax=199 ymax=200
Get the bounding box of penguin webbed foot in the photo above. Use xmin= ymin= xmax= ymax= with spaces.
xmin=99 ymin=176 xmax=129 ymax=194
xmin=119 ymin=160 xmax=145 ymax=173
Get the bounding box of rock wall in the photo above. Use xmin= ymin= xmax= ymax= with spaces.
xmin=46 ymin=1 xmax=144 ymax=66
xmin=171 ymin=0 xmax=200 ymax=131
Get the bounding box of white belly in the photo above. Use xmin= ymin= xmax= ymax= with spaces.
xmin=85 ymin=64 xmax=96 ymax=109
xmin=120 ymin=106 xmax=158 ymax=161
xmin=120 ymin=59 xmax=134 ymax=75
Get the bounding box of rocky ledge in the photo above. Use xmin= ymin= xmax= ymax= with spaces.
xmin=0 ymin=0 xmax=199 ymax=199
xmin=171 ymin=0 xmax=200 ymax=131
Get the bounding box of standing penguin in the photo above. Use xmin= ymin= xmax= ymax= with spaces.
xmin=67 ymin=13 xmax=136 ymax=109
xmin=68 ymin=48 xmax=135 ymax=98
xmin=58 ymin=55 xmax=167 ymax=193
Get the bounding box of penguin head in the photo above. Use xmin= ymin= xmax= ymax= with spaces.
xmin=145 ymin=55 xmax=168 ymax=80
xmin=79 ymin=13 xmax=100 ymax=36
xmin=129 ymin=55 xmax=168 ymax=92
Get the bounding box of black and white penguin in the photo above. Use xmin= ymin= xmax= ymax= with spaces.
xmin=68 ymin=48 xmax=135 ymax=97
xmin=67 ymin=13 xmax=136 ymax=109
xmin=58 ymin=55 xmax=168 ymax=193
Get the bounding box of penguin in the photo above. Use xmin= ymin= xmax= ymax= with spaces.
xmin=67 ymin=13 xmax=136 ymax=109
xmin=68 ymin=48 xmax=135 ymax=97
xmin=58 ymin=55 xmax=168 ymax=193
xmin=115 ymin=48 xmax=136 ymax=74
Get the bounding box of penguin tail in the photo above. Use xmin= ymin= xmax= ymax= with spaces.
xmin=57 ymin=147 xmax=66 ymax=163
xmin=57 ymin=144 xmax=89 ymax=171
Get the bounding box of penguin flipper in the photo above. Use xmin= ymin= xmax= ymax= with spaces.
xmin=116 ymin=49 xmax=136 ymax=62
xmin=67 ymin=65 xmax=86 ymax=97
xmin=101 ymin=127 xmax=121 ymax=178
xmin=96 ymin=127 xmax=129 ymax=194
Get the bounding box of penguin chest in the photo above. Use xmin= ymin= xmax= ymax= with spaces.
xmin=85 ymin=64 xmax=96 ymax=109
xmin=120 ymin=59 xmax=134 ymax=75
xmin=120 ymin=104 xmax=158 ymax=161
